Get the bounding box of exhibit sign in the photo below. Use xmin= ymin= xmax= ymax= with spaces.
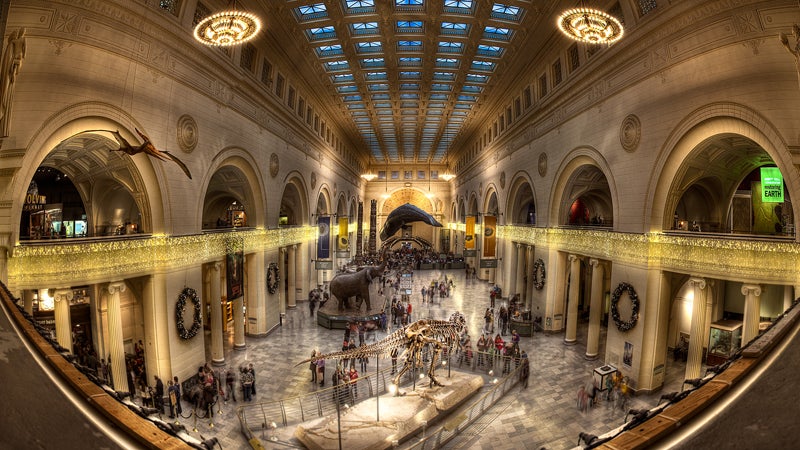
xmin=317 ymin=216 xmax=330 ymax=259
xmin=465 ymin=216 xmax=475 ymax=249
xmin=338 ymin=217 xmax=349 ymax=249
xmin=483 ymin=215 xmax=496 ymax=257
xmin=761 ymin=167 xmax=784 ymax=203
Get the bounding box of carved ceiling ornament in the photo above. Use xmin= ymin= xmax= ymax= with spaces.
xmin=620 ymin=114 xmax=642 ymax=153
xmin=269 ymin=153 xmax=279 ymax=178
xmin=538 ymin=152 xmax=548 ymax=177
xmin=176 ymin=114 xmax=198 ymax=153
xmin=499 ymin=171 xmax=506 ymax=189
xmin=311 ymin=172 xmax=317 ymax=190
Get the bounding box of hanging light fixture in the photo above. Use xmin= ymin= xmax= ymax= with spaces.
xmin=194 ymin=1 xmax=262 ymax=47
xmin=440 ymin=121 xmax=456 ymax=181
xmin=361 ymin=141 xmax=378 ymax=181
xmin=557 ymin=6 xmax=623 ymax=45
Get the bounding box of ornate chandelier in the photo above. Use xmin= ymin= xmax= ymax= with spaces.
xmin=194 ymin=4 xmax=261 ymax=47
xmin=557 ymin=7 xmax=623 ymax=45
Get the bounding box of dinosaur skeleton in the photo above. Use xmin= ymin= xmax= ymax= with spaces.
xmin=299 ymin=313 xmax=466 ymax=391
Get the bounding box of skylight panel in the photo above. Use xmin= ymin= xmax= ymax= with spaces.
xmin=307 ymin=26 xmax=336 ymax=41
xmin=461 ymin=85 xmax=482 ymax=93
xmin=433 ymin=72 xmax=456 ymax=81
xmin=458 ymin=94 xmax=477 ymax=102
xmin=397 ymin=20 xmax=424 ymax=30
xmin=435 ymin=57 xmax=459 ymax=68
xmin=398 ymin=56 xmax=422 ymax=66
xmin=316 ymin=44 xmax=343 ymax=57
xmin=324 ymin=60 xmax=350 ymax=71
xmin=431 ymin=83 xmax=452 ymax=91
xmin=441 ymin=22 xmax=468 ymax=31
xmin=429 ymin=94 xmax=448 ymax=100
xmin=396 ymin=0 xmax=423 ymax=5
xmin=371 ymin=93 xmax=390 ymax=100
xmin=356 ymin=41 xmax=382 ymax=52
xmin=351 ymin=22 xmax=379 ymax=35
xmin=465 ymin=73 xmax=488 ymax=83
xmin=400 ymin=93 xmax=419 ymax=99
xmin=337 ymin=85 xmax=358 ymax=93
xmin=445 ymin=0 xmax=473 ymax=8
xmin=332 ymin=73 xmax=355 ymax=83
xmin=399 ymin=71 xmax=421 ymax=79
xmin=343 ymin=95 xmax=362 ymax=102
xmin=471 ymin=60 xmax=495 ymax=71
xmin=477 ymin=44 xmax=503 ymax=57
xmin=492 ymin=4 xmax=519 ymax=15
xmin=346 ymin=0 xmax=374 ymax=7
xmin=368 ymin=83 xmax=389 ymax=91
xmin=365 ymin=71 xmax=387 ymax=80
xmin=361 ymin=57 xmax=385 ymax=67
xmin=484 ymin=26 xmax=512 ymax=40
xmin=397 ymin=40 xmax=423 ymax=51
xmin=298 ymin=3 xmax=327 ymax=16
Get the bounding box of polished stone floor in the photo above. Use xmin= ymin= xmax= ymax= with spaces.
xmin=168 ymin=268 xmax=687 ymax=450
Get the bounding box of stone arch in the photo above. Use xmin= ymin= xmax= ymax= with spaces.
xmin=199 ymin=149 xmax=265 ymax=230
xmin=550 ymin=147 xmax=618 ymax=228
xmin=279 ymin=172 xmax=310 ymax=226
xmin=506 ymin=171 xmax=536 ymax=225
xmin=647 ymin=103 xmax=799 ymax=235
xmin=12 ymin=102 xmax=164 ymax=243
xmin=316 ymin=184 xmax=333 ymax=216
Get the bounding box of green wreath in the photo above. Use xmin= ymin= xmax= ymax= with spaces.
xmin=176 ymin=287 xmax=201 ymax=340
xmin=267 ymin=262 xmax=280 ymax=294
xmin=532 ymin=258 xmax=546 ymax=290
xmin=611 ymin=282 xmax=639 ymax=332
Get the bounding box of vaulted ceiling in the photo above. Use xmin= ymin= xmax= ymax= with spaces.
xmin=260 ymin=0 xmax=568 ymax=166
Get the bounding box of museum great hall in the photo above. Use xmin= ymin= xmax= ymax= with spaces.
xmin=1 ymin=0 xmax=800 ymax=449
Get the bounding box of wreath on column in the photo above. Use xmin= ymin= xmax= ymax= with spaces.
xmin=267 ymin=262 xmax=280 ymax=294
xmin=532 ymin=258 xmax=546 ymax=290
xmin=611 ymin=282 xmax=639 ymax=332
xmin=176 ymin=287 xmax=202 ymax=340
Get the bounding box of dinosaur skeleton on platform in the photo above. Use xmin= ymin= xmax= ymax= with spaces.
xmin=300 ymin=313 xmax=467 ymax=391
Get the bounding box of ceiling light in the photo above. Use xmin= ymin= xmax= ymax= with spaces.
xmin=361 ymin=173 xmax=377 ymax=181
xmin=440 ymin=173 xmax=455 ymax=181
xmin=194 ymin=3 xmax=261 ymax=47
xmin=557 ymin=7 xmax=623 ymax=45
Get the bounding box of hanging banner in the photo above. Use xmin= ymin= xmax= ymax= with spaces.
xmin=338 ymin=217 xmax=349 ymax=250
xmin=317 ymin=216 xmax=331 ymax=259
xmin=226 ymin=250 xmax=244 ymax=300
xmin=465 ymin=216 xmax=475 ymax=250
xmin=483 ymin=215 xmax=496 ymax=258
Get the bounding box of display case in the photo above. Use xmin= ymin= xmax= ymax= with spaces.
xmin=707 ymin=320 xmax=742 ymax=366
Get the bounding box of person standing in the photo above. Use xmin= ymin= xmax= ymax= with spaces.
xmin=153 ymin=375 xmax=164 ymax=414
xmin=225 ymin=369 xmax=237 ymax=401
xmin=317 ymin=358 xmax=326 ymax=387
xmin=310 ymin=350 xmax=318 ymax=383
xmin=519 ymin=352 xmax=530 ymax=389
xmin=172 ymin=376 xmax=183 ymax=416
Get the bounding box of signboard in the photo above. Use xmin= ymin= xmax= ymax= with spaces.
xmin=317 ymin=216 xmax=331 ymax=259
xmin=482 ymin=215 xmax=496 ymax=257
xmin=315 ymin=260 xmax=333 ymax=270
xmin=465 ymin=216 xmax=475 ymax=249
xmin=761 ymin=167 xmax=784 ymax=203
xmin=399 ymin=272 xmax=413 ymax=294
xmin=463 ymin=250 xmax=477 ymax=257
xmin=479 ymin=258 xmax=498 ymax=268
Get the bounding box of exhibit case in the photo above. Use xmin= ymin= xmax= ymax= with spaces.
xmin=707 ymin=319 xmax=742 ymax=366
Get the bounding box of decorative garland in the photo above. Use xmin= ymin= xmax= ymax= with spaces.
xmin=611 ymin=282 xmax=639 ymax=332
xmin=267 ymin=262 xmax=280 ymax=294
xmin=176 ymin=287 xmax=201 ymax=340
xmin=532 ymin=258 xmax=546 ymax=290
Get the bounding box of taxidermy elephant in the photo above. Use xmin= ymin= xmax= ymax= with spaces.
xmin=330 ymin=258 xmax=386 ymax=312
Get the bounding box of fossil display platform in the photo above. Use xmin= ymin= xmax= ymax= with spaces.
xmin=316 ymin=304 xmax=383 ymax=330
xmin=294 ymin=371 xmax=483 ymax=450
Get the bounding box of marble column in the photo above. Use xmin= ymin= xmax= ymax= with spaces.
xmin=297 ymin=243 xmax=309 ymax=302
xmin=280 ymin=248 xmax=287 ymax=314
xmin=564 ymin=254 xmax=580 ymax=345
xmin=288 ymin=245 xmax=297 ymax=308
xmin=685 ymin=277 xmax=707 ymax=380
xmin=23 ymin=289 xmax=34 ymax=315
xmin=585 ymin=259 xmax=604 ymax=359
xmin=53 ymin=288 xmax=74 ymax=353
xmin=233 ymin=293 xmax=246 ymax=350
xmin=514 ymin=244 xmax=525 ymax=300
xmin=142 ymin=273 xmax=171 ymax=381
xmin=741 ymin=284 xmax=762 ymax=345
xmin=209 ymin=262 xmax=225 ymax=365
xmin=525 ymin=246 xmax=535 ymax=309
xmin=107 ymin=282 xmax=129 ymax=393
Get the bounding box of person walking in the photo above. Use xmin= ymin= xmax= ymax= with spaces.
xmin=225 ymin=369 xmax=237 ymax=402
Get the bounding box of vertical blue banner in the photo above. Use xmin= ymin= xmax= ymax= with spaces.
xmin=317 ymin=216 xmax=331 ymax=259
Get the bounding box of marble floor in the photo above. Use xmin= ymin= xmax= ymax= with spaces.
xmin=167 ymin=268 xmax=688 ymax=450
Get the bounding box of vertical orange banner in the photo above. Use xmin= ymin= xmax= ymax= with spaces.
xmin=465 ymin=216 xmax=475 ymax=249
xmin=338 ymin=217 xmax=349 ymax=250
xmin=483 ymin=215 xmax=496 ymax=257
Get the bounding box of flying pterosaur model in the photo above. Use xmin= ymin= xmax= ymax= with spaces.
xmin=109 ymin=128 xmax=192 ymax=179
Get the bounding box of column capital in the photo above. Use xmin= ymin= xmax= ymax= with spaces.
xmin=108 ymin=281 xmax=127 ymax=295
xmin=589 ymin=258 xmax=600 ymax=267
xmin=568 ymin=254 xmax=580 ymax=263
xmin=212 ymin=261 xmax=222 ymax=271
xmin=527 ymin=245 xmax=534 ymax=251
xmin=53 ymin=288 xmax=74 ymax=302
xmin=515 ymin=242 xmax=521 ymax=249
xmin=688 ymin=277 xmax=706 ymax=290
xmin=741 ymin=284 xmax=762 ymax=296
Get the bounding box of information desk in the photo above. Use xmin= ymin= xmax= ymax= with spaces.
xmin=510 ymin=318 xmax=533 ymax=336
